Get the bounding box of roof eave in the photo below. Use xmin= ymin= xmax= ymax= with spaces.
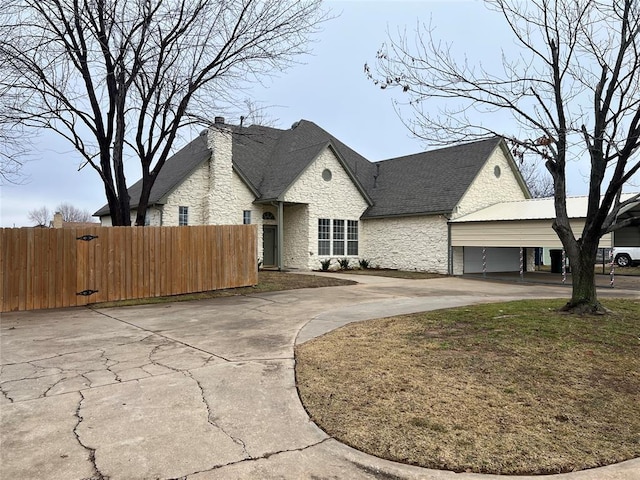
xmin=278 ymin=141 xmax=373 ymax=206
xmin=497 ymin=138 xmax=532 ymax=199
xmin=362 ymin=209 xmax=453 ymax=220
xmin=232 ymin=164 xmax=260 ymax=198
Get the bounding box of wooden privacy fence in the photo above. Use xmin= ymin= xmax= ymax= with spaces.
xmin=0 ymin=225 xmax=258 ymax=312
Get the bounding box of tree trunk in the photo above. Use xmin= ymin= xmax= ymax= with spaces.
xmin=563 ymin=246 xmax=604 ymax=314
xmin=135 ymin=168 xmax=155 ymax=227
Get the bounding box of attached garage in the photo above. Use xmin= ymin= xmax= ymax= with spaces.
xmin=447 ymin=196 xmax=631 ymax=275
xmin=462 ymin=247 xmax=521 ymax=273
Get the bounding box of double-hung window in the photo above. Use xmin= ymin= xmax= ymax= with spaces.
xmin=178 ymin=206 xmax=189 ymax=226
xmin=318 ymin=218 xmax=358 ymax=256
xmin=333 ymin=220 xmax=345 ymax=255
xmin=318 ymin=219 xmax=331 ymax=255
xmin=243 ymin=210 xmax=251 ymax=224
xmin=347 ymin=220 xmax=359 ymax=255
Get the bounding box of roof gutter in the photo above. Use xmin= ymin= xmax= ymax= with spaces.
xmin=361 ymin=209 xmax=453 ymax=220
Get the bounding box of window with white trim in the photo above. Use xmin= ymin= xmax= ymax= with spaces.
xmin=333 ymin=220 xmax=345 ymax=255
xmin=243 ymin=210 xmax=251 ymax=224
xmin=347 ymin=220 xmax=359 ymax=255
xmin=318 ymin=219 xmax=330 ymax=255
xmin=318 ymin=218 xmax=358 ymax=256
xmin=178 ymin=206 xmax=188 ymax=226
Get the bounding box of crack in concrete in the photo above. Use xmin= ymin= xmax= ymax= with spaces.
xmin=1 ymin=331 xmax=159 ymax=368
xmin=0 ymin=372 xmax=60 ymax=389
xmin=91 ymin=309 xmax=232 ymax=363
xmin=73 ymin=391 xmax=107 ymax=480
xmin=148 ymin=343 xmax=188 ymax=374
xmin=1 ymin=360 xmax=64 ymax=376
xmin=0 ymin=383 xmax=14 ymax=403
xmin=41 ymin=375 xmax=69 ymax=398
xmin=79 ymin=373 xmax=94 ymax=387
xmin=183 ymin=371 xmax=251 ymax=460
xmin=180 ymin=437 xmax=332 ymax=478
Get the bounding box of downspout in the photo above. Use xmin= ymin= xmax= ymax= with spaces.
xmin=278 ymin=201 xmax=284 ymax=271
xmin=446 ymin=215 xmax=452 ymax=275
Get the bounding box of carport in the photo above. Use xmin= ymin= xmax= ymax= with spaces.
xmin=447 ymin=196 xmax=640 ymax=275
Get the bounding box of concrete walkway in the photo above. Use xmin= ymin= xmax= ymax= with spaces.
xmin=1 ymin=276 xmax=638 ymax=479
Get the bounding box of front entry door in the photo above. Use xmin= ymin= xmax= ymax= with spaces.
xmin=263 ymin=225 xmax=277 ymax=267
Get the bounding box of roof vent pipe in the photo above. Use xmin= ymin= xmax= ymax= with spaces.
xmin=214 ymin=116 xmax=225 ymax=125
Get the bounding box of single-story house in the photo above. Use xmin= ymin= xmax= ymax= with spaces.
xmin=96 ymin=118 xmax=535 ymax=274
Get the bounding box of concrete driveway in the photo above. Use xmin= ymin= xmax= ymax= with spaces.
xmin=1 ymin=275 xmax=638 ymax=480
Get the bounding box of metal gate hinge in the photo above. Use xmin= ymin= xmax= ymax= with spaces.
xmin=77 ymin=234 xmax=99 ymax=241
xmin=77 ymin=289 xmax=99 ymax=296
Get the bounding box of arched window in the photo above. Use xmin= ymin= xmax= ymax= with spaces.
xmin=262 ymin=212 xmax=275 ymax=220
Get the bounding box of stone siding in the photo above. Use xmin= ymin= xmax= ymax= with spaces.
xmin=284 ymin=148 xmax=369 ymax=270
xmin=145 ymin=208 xmax=162 ymax=226
xmin=162 ymin=162 xmax=209 ymax=226
xmin=362 ymin=215 xmax=450 ymax=273
xmin=452 ymin=246 xmax=464 ymax=275
xmin=453 ymin=145 xmax=528 ymax=219
xmin=283 ymin=204 xmax=309 ymax=269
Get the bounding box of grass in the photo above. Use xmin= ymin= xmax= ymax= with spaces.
xmin=539 ymin=264 xmax=640 ymax=276
xmin=295 ymin=299 xmax=640 ymax=475
xmin=90 ymin=271 xmax=356 ymax=308
xmin=610 ymin=265 xmax=640 ymax=276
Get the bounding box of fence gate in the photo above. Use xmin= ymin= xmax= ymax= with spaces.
xmin=1 ymin=225 xmax=257 ymax=312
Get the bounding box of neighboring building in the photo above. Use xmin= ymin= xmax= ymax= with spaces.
xmin=95 ymin=118 xmax=531 ymax=273
xmin=51 ymin=212 xmax=99 ymax=229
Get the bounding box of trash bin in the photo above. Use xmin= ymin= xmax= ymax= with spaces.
xmin=550 ymin=249 xmax=563 ymax=273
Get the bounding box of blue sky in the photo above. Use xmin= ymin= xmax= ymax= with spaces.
xmin=0 ymin=1 xmax=598 ymax=227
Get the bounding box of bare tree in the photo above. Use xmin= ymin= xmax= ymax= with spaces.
xmin=0 ymin=83 xmax=30 ymax=184
xmin=367 ymin=0 xmax=640 ymax=313
xmin=56 ymin=202 xmax=92 ymax=223
xmin=27 ymin=206 xmax=51 ymax=226
xmin=0 ymin=0 xmax=326 ymax=226
xmin=241 ymin=98 xmax=280 ymax=128
xmin=519 ymin=160 xmax=554 ymax=198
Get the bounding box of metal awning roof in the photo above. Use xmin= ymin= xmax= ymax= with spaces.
xmin=450 ymin=193 xmax=639 ymax=223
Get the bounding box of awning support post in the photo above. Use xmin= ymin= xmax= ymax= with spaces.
xmin=277 ymin=201 xmax=284 ymax=271
xmin=519 ymin=247 xmax=524 ymax=282
xmin=609 ymin=248 xmax=615 ymax=288
xmin=482 ymin=247 xmax=487 ymax=279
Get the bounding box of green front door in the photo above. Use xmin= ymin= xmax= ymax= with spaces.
xmin=263 ymin=225 xmax=277 ymax=267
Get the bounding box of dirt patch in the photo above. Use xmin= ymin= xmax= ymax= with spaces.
xmin=325 ymin=269 xmax=446 ymax=280
xmin=295 ymin=299 xmax=640 ymax=475
xmin=91 ymin=271 xmax=357 ymax=308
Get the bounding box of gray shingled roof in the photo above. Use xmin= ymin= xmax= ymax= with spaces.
xmin=363 ymin=137 xmax=504 ymax=218
xmin=94 ymin=120 xmax=509 ymax=219
xmin=232 ymin=120 xmax=375 ymax=202
xmin=94 ymin=132 xmax=211 ymax=216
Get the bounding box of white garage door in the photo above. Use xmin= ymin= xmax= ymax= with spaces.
xmin=464 ymin=247 xmax=521 ymax=273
